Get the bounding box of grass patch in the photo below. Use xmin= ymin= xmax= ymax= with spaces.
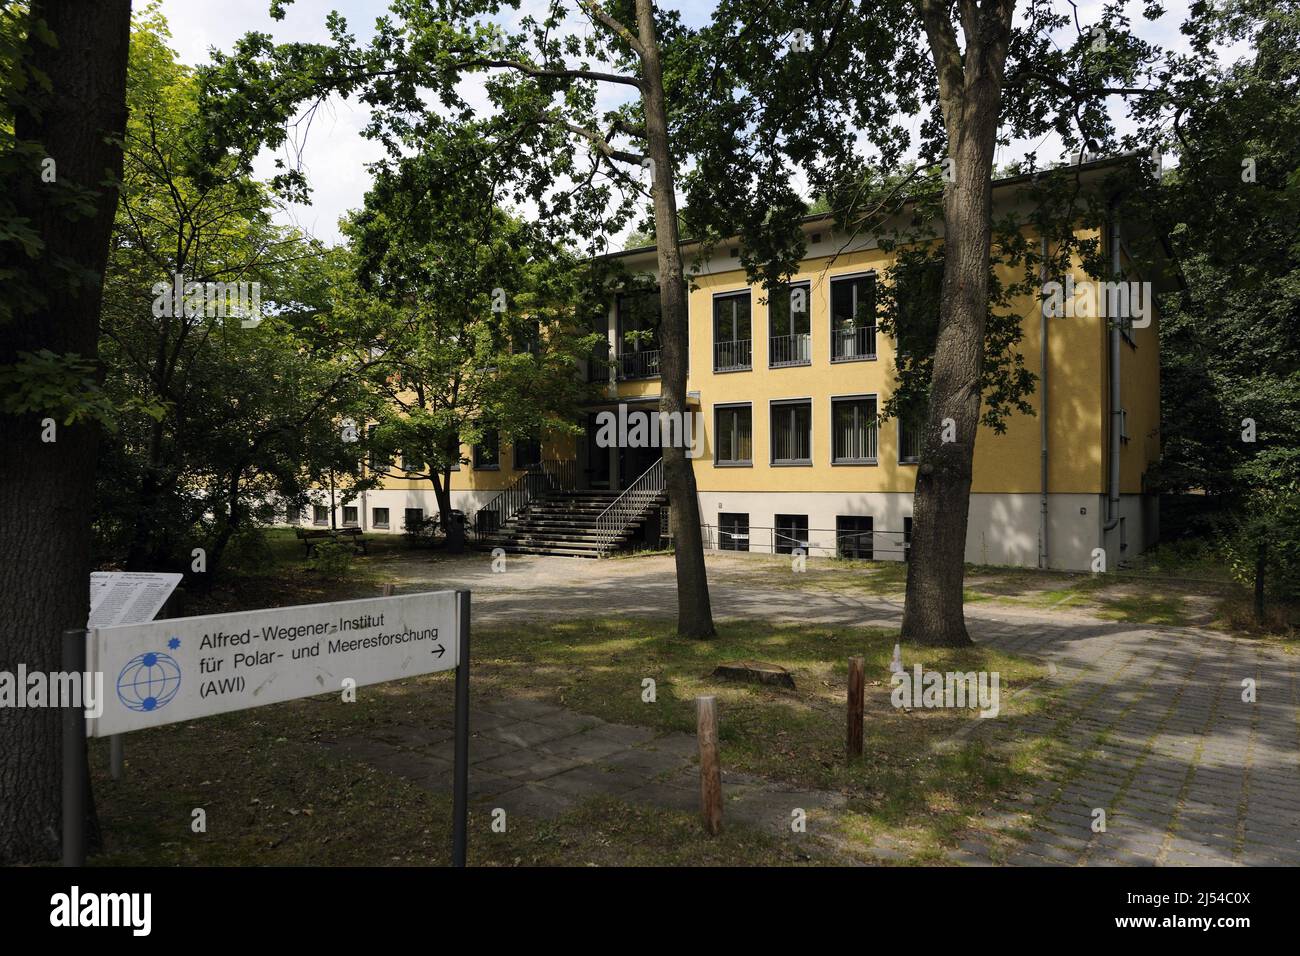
xmin=91 ymin=612 xmax=1047 ymax=865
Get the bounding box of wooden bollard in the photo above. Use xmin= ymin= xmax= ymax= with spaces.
xmin=846 ymin=656 xmax=865 ymax=759
xmin=696 ymin=695 xmax=722 ymax=835
xmin=382 ymin=582 xmax=395 ymax=597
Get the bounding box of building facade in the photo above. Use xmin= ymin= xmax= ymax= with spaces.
xmin=292 ymin=159 xmax=1163 ymax=572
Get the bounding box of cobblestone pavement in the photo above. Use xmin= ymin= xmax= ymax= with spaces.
xmin=366 ymin=552 xmax=1300 ymax=865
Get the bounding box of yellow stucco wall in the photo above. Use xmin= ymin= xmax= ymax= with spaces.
xmin=681 ymin=235 xmax=1114 ymax=496
xmin=366 ymin=223 xmax=1156 ymax=502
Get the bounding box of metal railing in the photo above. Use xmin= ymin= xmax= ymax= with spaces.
xmin=592 ymin=457 xmax=665 ymax=554
xmin=703 ymin=523 xmax=910 ymax=560
xmin=714 ymin=338 xmax=752 ymax=372
xmin=831 ymin=325 xmax=877 ymax=361
xmin=769 ymin=332 xmax=811 ymax=367
xmin=471 ymin=459 xmax=576 ymax=539
xmin=619 ymin=348 xmax=661 ymax=379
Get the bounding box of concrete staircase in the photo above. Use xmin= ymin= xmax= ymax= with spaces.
xmin=476 ymin=489 xmax=665 ymax=558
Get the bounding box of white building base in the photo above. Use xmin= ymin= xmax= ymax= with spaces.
xmin=693 ymin=490 xmax=1156 ymax=572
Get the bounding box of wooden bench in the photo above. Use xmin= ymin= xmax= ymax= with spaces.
xmin=295 ymin=526 xmax=369 ymax=556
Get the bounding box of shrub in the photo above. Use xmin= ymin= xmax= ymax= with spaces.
xmin=309 ymin=539 xmax=353 ymax=580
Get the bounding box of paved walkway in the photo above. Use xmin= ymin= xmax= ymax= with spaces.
xmin=324 ymin=698 xmax=845 ymax=839
xmin=354 ymin=552 xmax=1300 ymax=865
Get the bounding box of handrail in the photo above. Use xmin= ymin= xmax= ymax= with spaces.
xmin=471 ymin=458 xmax=576 ymax=539
xmin=591 ymin=457 xmax=665 ymax=554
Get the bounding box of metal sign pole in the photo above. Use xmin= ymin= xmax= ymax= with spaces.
xmin=61 ymin=627 xmax=87 ymax=867
xmin=451 ymin=590 xmax=471 ymax=867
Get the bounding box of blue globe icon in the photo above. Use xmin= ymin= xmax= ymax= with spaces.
xmin=117 ymin=651 xmax=183 ymax=713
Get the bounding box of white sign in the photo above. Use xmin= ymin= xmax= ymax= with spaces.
xmin=89 ymin=572 xmax=182 ymax=629
xmin=86 ymin=590 xmax=459 ymax=737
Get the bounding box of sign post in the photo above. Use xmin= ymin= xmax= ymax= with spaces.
xmin=65 ymin=589 xmax=470 ymax=866
xmin=452 ymin=590 xmax=470 ymax=867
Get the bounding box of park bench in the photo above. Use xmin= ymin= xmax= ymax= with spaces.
xmin=295 ymin=526 xmax=369 ymax=557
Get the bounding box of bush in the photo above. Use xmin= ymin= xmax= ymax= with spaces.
xmin=402 ymin=514 xmax=443 ymax=548
xmin=309 ymin=540 xmax=353 ymax=581
xmin=1219 ymin=486 xmax=1300 ymax=610
xmin=223 ymin=525 xmax=275 ymax=574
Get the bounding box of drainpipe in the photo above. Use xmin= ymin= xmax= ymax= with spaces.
xmin=1103 ymin=211 xmax=1122 ymax=539
xmin=1039 ymin=235 xmax=1050 ymax=569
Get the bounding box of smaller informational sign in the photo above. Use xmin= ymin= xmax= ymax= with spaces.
xmin=86 ymin=590 xmax=458 ymax=737
xmin=89 ymin=571 xmax=183 ymax=629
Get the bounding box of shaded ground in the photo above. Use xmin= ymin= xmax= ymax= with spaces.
xmin=94 ymin=545 xmax=1299 ymax=866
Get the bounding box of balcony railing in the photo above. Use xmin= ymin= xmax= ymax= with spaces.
xmin=831 ymin=325 xmax=877 ymax=362
xmin=713 ymin=338 xmax=752 ymax=372
xmin=619 ymin=348 xmax=661 ymax=380
xmin=769 ymin=332 xmax=811 ymax=367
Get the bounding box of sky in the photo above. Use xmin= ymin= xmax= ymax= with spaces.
xmin=155 ymin=0 xmax=1243 ymax=248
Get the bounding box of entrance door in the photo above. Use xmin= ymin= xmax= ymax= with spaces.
xmin=619 ymin=444 xmax=661 ymax=489
xmin=585 ymin=416 xmax=611 ymax=489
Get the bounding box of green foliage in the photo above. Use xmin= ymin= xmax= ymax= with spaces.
xmin=1146 ymin=2 xmax=1300 ymax=500
xmin=401 ymin=514 xmax=443 ymax=549
xmin=92 ymin=8 xmax=378 ymax=574
xmin=1219 ymin=486 xmax=1300 ymax=603
xmin=308 ymin=539 xmax=353 ymax=581
xmin=340 ymin=123 xmax=602 ymax=510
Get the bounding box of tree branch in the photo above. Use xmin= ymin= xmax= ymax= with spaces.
xmin=578 ymin=0 xmax=646 ymax=58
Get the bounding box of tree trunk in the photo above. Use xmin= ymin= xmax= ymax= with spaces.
xmin=0 ymin=0 xmax=131 ymax=863
xmin=636 ymin=0 xmax=715 ymax=638
xmin=901 ymin=0 xmax=1015 ymax=648
xmin=432 ymin=471 xmax=464 ymax=553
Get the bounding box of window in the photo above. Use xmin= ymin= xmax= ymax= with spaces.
xmin=285 ymin=503 xmax=301 ymax=524
xmin=372 ymin=507 xmax=390 ymax=529
xmin=369 ymin=447 xmax=392 ymax=475
xmin=775 ymin=514 xmax=809 ymax=555
xmin=898 ymin=407 xmax=923 ymax=463
xmin=403 ymin=508 xmax=423 ymax=530
xmin=714 ymin=404 xmax=753 ymax=466
xmin=312 ymin=505 xmax=330 ymax=526
xmin=401 ymin=451 xmax=423 ymax=474
xmin=832 ymin=396 xmax=878 ymax=463
xmin=713 ymin=291 xmax=752 ymax=371
xmin=617 ymin=290 xmax=662 ymax=379
xmin=769 ymin=281 xmax=811 ymax=367
xmin=719 ymin=512 xmax=749 ymax=552
xmin=474 ymin=429 xmax=499 ymax=469
xmin=342 ymin=506 xmax=358 ymax=527
xmin=837 ymin=515 xmax=873 ymax=559
xmin=771 ymin=399 xmax=812 ymax=465
xmin=513 ymin=438 xmax=541 ymax=471
xmin=830 ymin=273 xmax=877 ymax=361
xmin=512 ymin=319 xmax=541 ymax=355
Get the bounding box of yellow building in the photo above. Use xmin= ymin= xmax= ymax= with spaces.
xmin=299 ymin=156 xmax=1163 ymax=572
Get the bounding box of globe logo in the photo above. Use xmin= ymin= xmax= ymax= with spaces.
xmin=117 ymin=651 xmax=183 ymax=713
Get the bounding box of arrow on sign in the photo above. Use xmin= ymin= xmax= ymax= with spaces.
xmin=431 ymin=644 xmax=446 ymax=658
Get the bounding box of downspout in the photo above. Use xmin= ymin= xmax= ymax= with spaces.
xmin=1039 ymin=235 xmax=1050 ymax=569
xmin=1103 ymin=211 xmax=1122 ymax=537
